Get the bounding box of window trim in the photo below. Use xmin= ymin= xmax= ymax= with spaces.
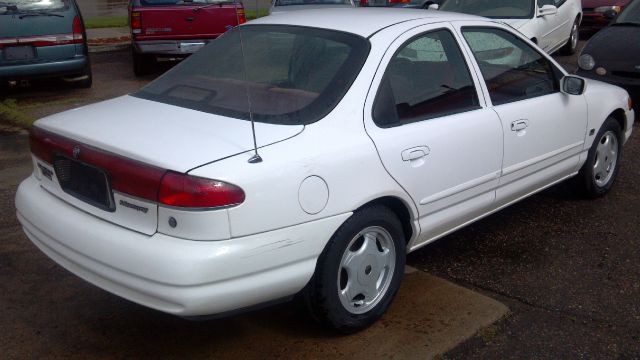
xmin=371 ymin=28 xmax=483 ymax=129
xmin=460 ymin=25 xmax=565 ymax=107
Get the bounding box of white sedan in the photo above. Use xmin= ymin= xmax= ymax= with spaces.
xmin=16 ymin=8 xmax=633 ymax=332
xmin=437 ymin=0 xmax=582 ymax=54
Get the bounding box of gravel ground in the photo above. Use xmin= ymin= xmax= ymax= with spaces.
xmin=408 ymin=126 xmax=640 ymax=357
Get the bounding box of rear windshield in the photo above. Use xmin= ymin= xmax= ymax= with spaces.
xmin=140 ymin=0 xmax=236 ymax=5
xmin=134 ymin=25 xmax=370 ymax=125
xmin=615 ymin=0 xmax=640 ymax=25
xmin=1 ymin=0 xmax=69 ymax=13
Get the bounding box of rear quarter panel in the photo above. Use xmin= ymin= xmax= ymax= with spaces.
xmin=187 ymin=32 xmax=420 ymax=245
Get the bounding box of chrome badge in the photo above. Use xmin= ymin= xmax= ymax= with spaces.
xmin=72 ymin=145 xmax=80 ymax=159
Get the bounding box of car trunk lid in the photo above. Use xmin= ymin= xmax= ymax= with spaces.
xmin=30 ymin=95 xmax=303 ymax=234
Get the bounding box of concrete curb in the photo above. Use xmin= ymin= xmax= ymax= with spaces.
xmin=88 ymin=42 xmax=131 ymax=53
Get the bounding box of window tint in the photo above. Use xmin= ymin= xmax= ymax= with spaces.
xmin=135 ymin=25 xmax=370 ymax=125
xmin=462 ymin=27 xmax=560 ymax=106
xmin=373 ymin=30 xmax=480 ymax=128
xmin=440 ymin=0 xmax=534 ymax=19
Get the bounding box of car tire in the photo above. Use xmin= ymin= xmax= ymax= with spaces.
xmin=73 ymin=64 xmax=93 ymax=89
xmin=560 ymin=17 xmax=580 ymax=55
xmin=575 ymin=117 xmax=623 ymax=198
xmin=304 ymin=205 xmax=406 ymax=333
xmin=133 ymin=50 xmax=151 ymax=77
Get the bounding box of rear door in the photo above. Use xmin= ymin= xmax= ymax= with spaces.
xmin=364 ymin=23 xmax=504 ymax=247
xmin=549 ymin=0 xmax=575 ymax=49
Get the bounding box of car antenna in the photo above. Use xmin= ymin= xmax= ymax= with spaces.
xmin=234 ymin=9 xmax=262 ymax=164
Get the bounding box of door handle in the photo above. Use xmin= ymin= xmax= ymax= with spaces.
xmin=401 ymin=146 xmax=430 ymax=161
xmin=511 ymin=119 xmax=529 ymax=131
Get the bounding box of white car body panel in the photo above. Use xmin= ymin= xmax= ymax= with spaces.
xmin=16 ymin=175 xmax=352 ymax=316
xmin=491 ymin=0 xmax=582 ymax=53
xmin=15 ymin=9 xmax=634 ymax=317
xmin=363 ymin=22 xmax=504 ymax=248
xmin=35 ymin=95 xmax=304 ymax=173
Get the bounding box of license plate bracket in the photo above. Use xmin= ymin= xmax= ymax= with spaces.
xmin=53 ymin=155 xmax=115 ymax=212
xmin=4 ymin=45 xmax=35 ymax=61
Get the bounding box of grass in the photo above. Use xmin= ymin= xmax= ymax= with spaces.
xmin=478 ymin=324 xmax=498 ymax=343
xmin=0 ymin=99 xmax=35 ymax=129
xmin=245 ymin=8 xmax=270 ymax=20
xmin=84 ymin=15 xmax=128 ymax=29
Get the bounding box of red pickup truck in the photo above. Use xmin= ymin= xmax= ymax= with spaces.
xmin=129 ymin=0 xmax=246 ymax=76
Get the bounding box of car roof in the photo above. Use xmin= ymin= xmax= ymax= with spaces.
xmin=248 ymin=8 xmax=485 ymax=37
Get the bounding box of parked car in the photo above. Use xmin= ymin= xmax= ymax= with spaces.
xmin=577 ymin=0 xmax=640 ymax=114
xmin=271 ymin=0 xmax=356 ymax=13
xmin=128 ymin=0 xmax=246 ymax=76
xmin=581 ymin=0 xmax=631 ymax=33
xmin=0 ymin=0 xmax=91 ymax=88
xmin=360 ymin=0 xmax=443 ymax=9
xmin=17 ymin=8 xmax=633 ymax=333
xmin=438 ymin=0 xmax=582 ymax=54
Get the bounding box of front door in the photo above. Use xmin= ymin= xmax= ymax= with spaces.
xmin=459 ymin=25 xmax=587 ymax=205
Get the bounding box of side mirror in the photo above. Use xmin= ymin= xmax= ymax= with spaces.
xmin=561 ymin=75 xmax=586 ymax=95
xmin=428 ymin=3 xmax=439 ymax=10
xmin=603 ymin=9 xmax=618 ymax=19
xmin=538 ymin=4 xmax=558 ymax=17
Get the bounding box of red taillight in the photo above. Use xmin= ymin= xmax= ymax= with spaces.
xmin=30 ymin=127 xmax=164 ymax=202
xmin=359 ymin=0 xmax=368 ymax=6
xmin=72 ymin=16 xmax=84 ymax=42
xmin=29 ymin=127 xmax=245 ymax=209
xmin=131 ymin=11 xmax=142 ymax=34
xmin=159 ymin=171 xmax=245 ymax=209
xmin=236 ymin=7 xmax=246 ymax=25
xmin=388 ymin=0 xmax=410 ymax=3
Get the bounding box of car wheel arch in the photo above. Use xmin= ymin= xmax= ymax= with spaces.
xmin=354 ymin=196 xmax=416 ymax=246
xmin=610 ymin=108 xmax=628 ymax=134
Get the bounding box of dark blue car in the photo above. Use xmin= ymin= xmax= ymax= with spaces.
xmin=0 ymin=0 xmax=91 ymax=88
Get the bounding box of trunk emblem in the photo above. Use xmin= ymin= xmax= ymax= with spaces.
xmin=72 ymin=145 xmax=80 ymax=159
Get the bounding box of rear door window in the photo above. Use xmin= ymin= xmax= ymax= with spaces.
xmin=372 ymin=29 xmax=480 ymax=128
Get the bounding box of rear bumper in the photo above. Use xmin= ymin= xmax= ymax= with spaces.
xmin=133 ymin=39 xmax=215 ymax=56
xmin=0 ymin=56 xmax=88 ymax=80
xmin=16 ymin=175 xmax=351 ymax=316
